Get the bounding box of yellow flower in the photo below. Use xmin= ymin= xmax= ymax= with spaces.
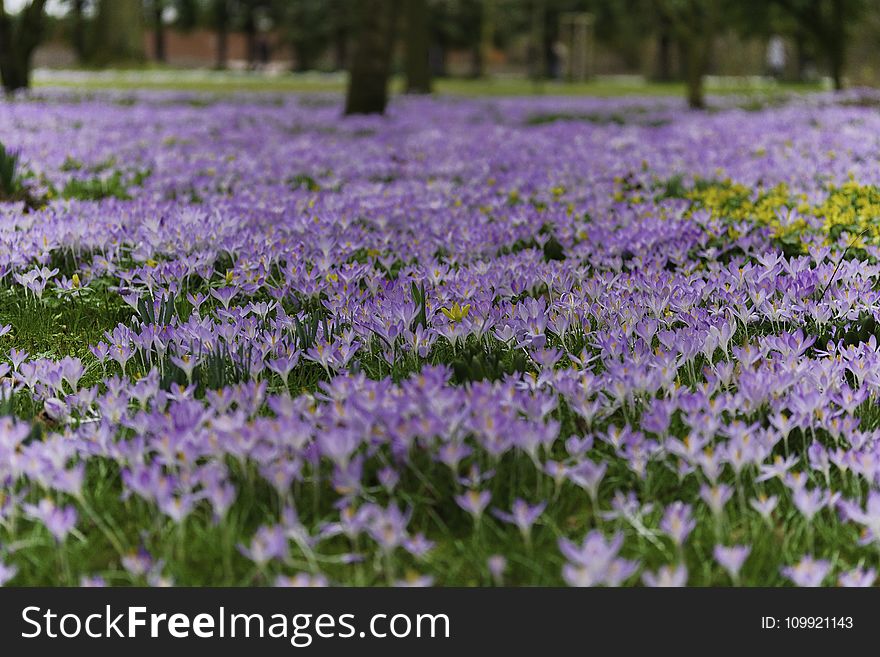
xmin=71 ymin=273 xmax=81 ymax=289
xmin=440 ymin=302 xmax=471 ymax=323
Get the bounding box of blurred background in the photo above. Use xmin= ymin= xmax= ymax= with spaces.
xmin=1 ymin=1 xmax=878 ymax=106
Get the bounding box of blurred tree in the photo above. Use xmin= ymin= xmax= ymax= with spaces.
xmin=60 ymin=0 xmax=89 ymax=63
xmin=174 ymin=0 xmax=200 ymax=30
xmin=479 ymin=0 xmax=494 ymax=78
xmin=655 ymin=12 xmax=674 ymax=81
xmin=329 ymin=0 xmax=351 ymax=71
xmin=209 ymin=0 xmax=230 ymax=69
xmin=528 ymin=0 xmax=545 ymax=82
xmin=427 ymin=0 xmax=452 ymax=76
xmin=654 ymin=0 xmax=721 ymax=109
xmin=147 ymin=0 xmax=167 ymax=62
xmin=586 ymin=0 xmax=653 ymax=73
xmin=241 ymin=0 xmax=257 ymax=68
xmin=405 ymin=0 xmax=431 ymax=92
xmin=239 ymin=0 xmax=273 ymax=70
xmin=93 ymin=0 xmax=145 ymax=65
xmin=773 ymin=0 xmax=864 ymax=90
xmin=273 ymin=0 xmax=329 ymax=72
xmin=345 ymin=0 xmax=397 ymax=114
xmin=0 ymin=0 xmax=47 ymax=92
xmin=441 ymin=0 xmax=483 ymax=77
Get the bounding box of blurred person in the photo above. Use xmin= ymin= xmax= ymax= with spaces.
xmin=552 ymin=40 xmax=568 ymax=80
xmin=766 ymin=35 xmax=786 ymax=80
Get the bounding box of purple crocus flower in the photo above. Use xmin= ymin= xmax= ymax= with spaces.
xmin=364 ymin=503 xmax=411 ymax=552
xmin=23 ymin=499 xmax=77 ymax=542
xmin=487 ymin=554 xmax=507 ymax=585
xmin=839 ymin=489 xmax=880 ymax=541
xmin=837 ymin=567 xmax=876 ymax=588
xmin=274 ymin=573 xmax=330 ymax=587
xmin=79 ymin=575 xmax=107 ymax=587
xmin=559 ymin=530 xmax=636 ymax=587
xmin=122 ymin=548 xmax=156 ymax=578
xmin=238 ymin=524 xmax=289 ymax=566
xmin=491 ymin=499 xmax=546 ymax=540
xmin=210 ymin=286 xmax=238 ymax=310
xmin=792 ymin=487 xmax=828 ymax=523
xmin=403 ymin=533 xmax=434 ymax=558
xmin=781 ymin=556 xmax=831 ymax=587
xmin=0 ymin=561 xmax=18 ymax=586
xmin=699 ymin=484 xmax=733 ymax=516
xmin=567 ymin=459 xmax=607 ymax=502
xmin=660 ymin=501 xmax=696 ymax=548
xmin=642 ymin=564 xmax=687 ymax=587
xmin=455 ymin=490 xmax=491 ymax=521
xmin=750 ymin=494 xmax=779 ymax=522
xmin=393 ymin=574 xmax=435 ymax=587
xmin=713 ymin=544 xmax=751 ymax=582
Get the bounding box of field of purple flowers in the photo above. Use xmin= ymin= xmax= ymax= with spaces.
xmin=2 ymin=88 xmax=880 ymax=586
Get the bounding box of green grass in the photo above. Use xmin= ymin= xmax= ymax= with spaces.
xmin=32 ymin=69 xmax=825 ymax=98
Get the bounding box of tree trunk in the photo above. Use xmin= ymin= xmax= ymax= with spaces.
xmin=794 ymin=30 xmax=806 ymax=82
xmin=470 ymin=44 xmax=482 ymax=78
xmin=682 ymin=39 xmax=705 ymax=109
xmin=71 ymin=0 xmax=86 ymax=63
xmin=404 ymin=0 xmax=431 ymax=93
xmin=654 ymin=16 xmax=673 ymax=82
xmin=154 ymin=2 xmax=166 ymax=63
xmin=216 ymin=26 xmax=227 ymax=69
xmin=0 ymin=0 xmax=47 ymax=93
xmin=529 ymin=0 xmax=545 ymax=82
xmin=333 ymin=28 xmax=348 ymax=71
xmin=828 ymin=44 xmax=843 ymax=91
xmin=344 ymin=0 xmax=397 ymax=115
xmin=0 ymin=53 xmax=30 ymax=92
xmin=828 ymin=0 xmax=845 ymax=91
xmin=480 ymin=0 xmax=494 ymax=78
xmin=212 ymin=0 xmax=228 ymax=69
xmin=94 ymin=0 xmax=145 ymax=65
xmin=294 ymin=44 xmax=313 ymax=72
xmin=244 ymin=9 xmax=257 ymax=70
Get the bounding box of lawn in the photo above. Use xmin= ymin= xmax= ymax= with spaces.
xmin=0 ymin=83 xmax=878 ymax=587
xmin=32 ymin=67 xmax=824 ymax=97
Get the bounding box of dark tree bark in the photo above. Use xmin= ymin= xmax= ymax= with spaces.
xmin=333 ymin=27 xmax=348 ymax=71
xmin=653 ymin=14 xmax=673 ymax=82
xmin=776 ymin=0 xmax=851 ymax=91
xmin=213 ymin=0 xmax=229 ymax=69
xmin=71 ymin=0 xmax=86 ymax=63
xmin=529 ymin=0 xmax=545 ymax=83
xmin=293 ymin=44 xmax=313 ymax=73
xmin=328 ymin=0 xmax=349 ymax=71
xmin=344 ymin=0 xmax=397 ymax=115
xmin=94 ymin=0 xmax=145 ymax=65
xmin=793 ymin=29 xmax=806 ymax=81
xmin=0 ymin=0 xmax=47 ymax=93
xmin=405 ymin=0 xmax=431 ymax=93
xmin=655 ymin=0 xmax=718 ymax=110
xmin=681 ymin=38 xmax=705 ymax=109
xmin=828 ymin=0 xmax=844 ymax=90
xmin=153 ymin=0 xmax=166 ymax=63
xmin=216 ymin=26 xmax=227 ymax=69
xmin=656 ymin=32 xmax=672 ymax=81
xmin=243 ymin=4 xmax=257 ymax=70
xmin=469 ymin=44 xmax=482 ymax=78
